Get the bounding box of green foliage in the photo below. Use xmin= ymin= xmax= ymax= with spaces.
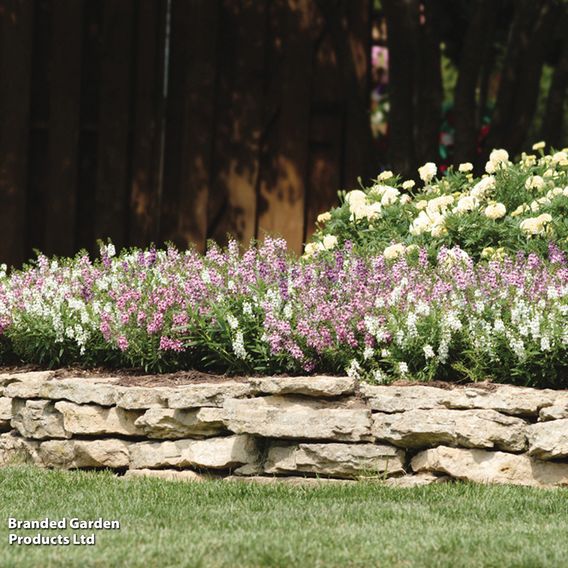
xmin=308 ymin=146 xmax=568 ymax=261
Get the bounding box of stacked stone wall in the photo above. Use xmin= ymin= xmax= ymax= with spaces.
xmin=2 ymin=371 xmax=568 ymax=487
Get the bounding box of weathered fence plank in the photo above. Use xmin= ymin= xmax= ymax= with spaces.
xmin=44 ymin=0 xmax=84 ymax=257
xmin=0 ymin=0 xmax=372 ymax=266
xmin=95 ymin=0 xmax=135 ymax=247
xmin=161 ymin=0 xmax=219 ymax=252
xmin=207 ymin=0 xmax=267 ymax=247
xmin=0 ymin=0 xmax=34 ymax=267
xmin=257 ymin=0 xmax=316 ymax=254
xmin=128 ymin=0 xmax=166 ymax=247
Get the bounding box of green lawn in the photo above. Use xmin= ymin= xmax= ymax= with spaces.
xmin=0 ymin=467 xmax=567 ymax=567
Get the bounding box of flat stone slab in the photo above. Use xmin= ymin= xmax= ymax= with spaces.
xmin=115 ymin=387 xmax=172 ymax=410
xmin=129 ymin=434 xmax=259 ymax=470
xmin=527 ymin=419 xmax=568 ymax=460
xmin=54 ymin=401 xmax=145 ymax=437
xmin=5 ymin=376 xmax=120 ymax=406
xmin=11 ymin=399 xmax=69 ymax=440
xmin=39 ymin=439 xmax=131 ymax=469
xmin=224 ymin=395 xmax=372 ymax=442
xmin=0 ymin=432 xmax=40 ymax=466
xmin=167 ymin=383 xmax=254 ymax=409
xmin=372 ymin=409 xmax=527 ymax=452
xmin=0 ymin=397 xmax=11 ymax=421
xmin=134 ymin=407 xmax=226 ymax=439
xmin=539 ymin=403 xmax=568 ymax=421
xmin=264 ymin=442 xmax=405 ymax=479
xmin=361 ymin=384 xmax=561 ymax=417
xmin=412 ymin=446 xmax=568 ymax=487
xmin=248 ymin=376 xmax=356 ymax=397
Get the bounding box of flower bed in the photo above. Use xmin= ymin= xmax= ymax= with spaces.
xmin=0 ymin=238 xmax=566 ymax=386
xmin=0 ymin=146 xmax=567 ymax=386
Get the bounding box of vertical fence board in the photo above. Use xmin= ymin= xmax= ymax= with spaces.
xmin=207 ymin=0 xmax=267 ymax=247
xmin=161 ymin=0 xmax=219 ymax=251
xmin=75 ymin=0 xmax=101 ymax=254
xmin=128 ymin=0 xmax=166 ymax=246
xmin=94 ymin=0 xmax=134 ymax=247
xmin=343 ymin=0 xmax=372 ymax=186
xmin=25 ymin=0 xmax=50 ymax=258
xmin=257 ymin=0 xmax=315 ymax=253
xmin=44 ymin=0 xmax=83 ymax=256
xmin=0 ymin=0 xmax=34 ymax=267
xmin=305 ymin=30 xmax=344 ymax=243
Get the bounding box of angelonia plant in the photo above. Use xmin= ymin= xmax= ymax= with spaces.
xmin=308 ymin=143 xmax=568 ymax=261
xmin=0 ymin=144 xmax=566 ymax=386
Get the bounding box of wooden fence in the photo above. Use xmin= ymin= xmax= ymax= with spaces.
xmin=0 ymin=0 xmax=372 ymax=267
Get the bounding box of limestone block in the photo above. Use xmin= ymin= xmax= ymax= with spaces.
xmin=0 ymin=397 xmax=12 ymax=429
xmin=167 ymin=382 xmax=254 ymax=409
xmin=129 ymin=434 xmax=259 ymax=470
xmin=248 ymin=376 xmax=356 ymax=397
xmin=372 ymin=408 xmax=527 ymax=452
xmin=411 ymin=446 xmax=568 ymax=487
xmin=0 ymin=432 xmax=41 ymax=466
xmin=11 ymin=399 xmax=69 ymax=440
xmin=264 ymin=442 xmax=405 ymax=479
xmin=361 ymin=383 xmax=559 ymax=417
xmin=54 ymin=401 xmax=144 ymax=437
xmin=527 ymin=419 xmax=568 ymax=460
xmin=115 ymin=387 xmax=171 ymax=410
xmin=224 ymin=396 xmax=372 ymax=442
xmin=134 ymin=407 xmax=226 ymax=439
xmin=38 ymin=439 xmax=131 ymax=469
xmin=5 ymin=375 xmax=119 ymax=405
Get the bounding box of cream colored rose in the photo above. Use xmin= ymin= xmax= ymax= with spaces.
xmin=532 ymin=141 xmax=546 ymax=151
xmin=322 ymin=235 xmax=338 ymax=250
xmin=489 ymin=148 xmax=509 ymax=164
xmin=303 ymin=242 xmax=319 ymax=257
xmin=458 ymin=162 xmax=473 ymax=173
xmin=484 ymin=202 xmax=506 ymax=220
xmin=418 ymin=162 xmax=437 ymax=183
xmin=431 ymin=223 xmax=448 ymax=238
xmin=383 ymin=243 xmax=406 ymax=260
xmin=377 ymin=170 xmax=393 ymax=181
xmin=402 ymin=180 xmax=415 ymax=190
xmin=455 ymin=195 xmax=480 ymax=213
xmin=380 ymin=186 xmax=400 ymax=206
xmin=317 ymin=211 xmax=331 ymax=223
xmin=519 ymin=213 xmax=552 ymax=235
xmin=525 ymin=175 xmax=545 ymax=190
xmin=471 ymin=176 xmax=495 ymax=198
xmin=345 ymin=189 xmax=367 ymax=205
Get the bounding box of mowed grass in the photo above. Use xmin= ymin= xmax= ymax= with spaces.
xmin=1 ymin=467 xmax=567 ymax=567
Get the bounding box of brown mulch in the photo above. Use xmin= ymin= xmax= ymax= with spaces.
xmin=390 ymin=379 xmax=498 ymax=391
xmin=0 ymin=365 xmax=498 ymax=390
xmin=0 ymin=365 xmax=249 ymax=387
